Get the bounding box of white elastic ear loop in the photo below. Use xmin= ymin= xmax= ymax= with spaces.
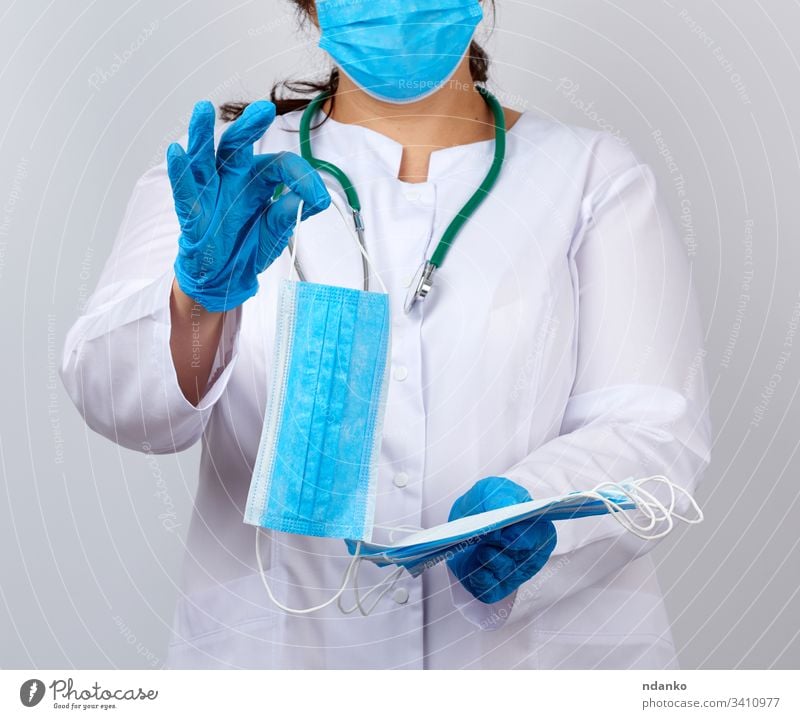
xmin=580 ymin=476 xmax=704 ymax=540
xmin=287 ymin=199 xmax=305 ymax=281
xmin=616 ymin=477 xmax=686 ymax=536
xmin=569 ymin=481 xmax=670 ymax=539
xmin=336 ymin=560 xmax=405 ymax=617
xmin=613 ymin=482 xmax=674 ymax=538
xmin=601 ymin=479 xmax=669 ymax=530
xmin=286 ymin=194 xmax=389 ymax=294
xmin=255 ymin=528 xmax=363 ymax=614
xmin=578 ymin=485 xmax=662 ymax=539
xmin=614 ymin=480 xmax=678 ymax=537
xmin=632 ymin=475 xmax=704 ymax=525
xmin=326 ymin=193 xmax=389 ymax=294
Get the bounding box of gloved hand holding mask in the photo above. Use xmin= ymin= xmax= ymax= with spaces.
xmin=447 ymin=476 xmax=558 ymax=604
xmin=167 ymin=100 xmax=330 ymax=312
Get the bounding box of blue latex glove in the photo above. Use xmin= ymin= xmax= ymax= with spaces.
xmin=447 ymin=477 xmax=558 ymax=604
xmin=167 ymin=100 xmax=330 ymax=312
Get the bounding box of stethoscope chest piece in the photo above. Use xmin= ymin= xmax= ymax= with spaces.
xmin=403 ymin=261 xmax=437 ymax=314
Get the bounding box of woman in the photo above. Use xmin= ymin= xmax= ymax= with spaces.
xmin=61 ymin=0 xmax=711 ymax=669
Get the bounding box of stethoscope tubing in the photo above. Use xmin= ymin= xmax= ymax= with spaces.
xmin=293 ymin=86 xmax=507 ymax=305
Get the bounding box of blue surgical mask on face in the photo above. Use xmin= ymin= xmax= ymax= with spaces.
xmin=317 ymin=0 xmax=484 ymax=104
xmin=245 ymin=201 xmax=391 ymax=543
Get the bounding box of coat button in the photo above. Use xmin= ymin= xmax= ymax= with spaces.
xmin=392 ymin=587 xmax=410 ymax=605
xmin=392 ymin=365 xmax=408 ymax=382
xmin=393 ymin=472 xmax=409 ymax=488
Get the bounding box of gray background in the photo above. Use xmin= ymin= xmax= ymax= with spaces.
xmin=1 ymin=0 xmax=798 ymax=669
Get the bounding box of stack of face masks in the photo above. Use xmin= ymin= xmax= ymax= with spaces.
xmin=344 ymin=475 xmax=704 ymax=578
xmin=253 ymin=475 xmax=703 ymax=616
xmin=330 ymin=475 xmax=704 ymax=616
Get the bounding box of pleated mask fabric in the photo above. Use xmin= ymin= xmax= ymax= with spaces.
xmin=245 ymin=201 xmax=391 ymax=542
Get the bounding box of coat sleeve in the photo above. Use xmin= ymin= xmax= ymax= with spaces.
xmin=60 ymin=160 xmax=243 ymax=454
xmin=454 ymin=135 xmax=712 ymax=626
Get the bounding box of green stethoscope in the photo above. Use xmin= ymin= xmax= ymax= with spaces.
xmin=296 ymin=85 xmax=507 ymax=313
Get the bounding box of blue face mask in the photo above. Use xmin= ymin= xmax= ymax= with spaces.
xmin=245 ymin=202 xmax=391 ymax=542
xmin=317 ymin=0 xmax=484 ymax=103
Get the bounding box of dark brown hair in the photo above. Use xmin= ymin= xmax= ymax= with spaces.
xmin=219 ymin=0 xmax=493 ymax=122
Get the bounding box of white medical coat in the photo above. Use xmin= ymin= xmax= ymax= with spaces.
xmin=61 ymin=107 xmax=712 ymax=669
